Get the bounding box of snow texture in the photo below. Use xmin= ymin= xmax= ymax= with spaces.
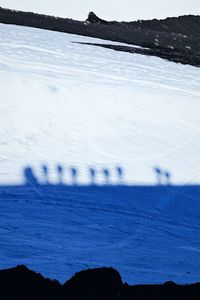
xmin=0 ymin=24 xmax=200 ymax=284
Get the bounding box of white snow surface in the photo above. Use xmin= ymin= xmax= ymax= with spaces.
xmin=0 ymin=0 xmax=200 ymax=21
xmin=0 ymin=24 xmax=200 ymax=284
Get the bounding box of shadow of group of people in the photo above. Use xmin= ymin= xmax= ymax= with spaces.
xmin=154 ymin=167 xmax=171 ymax=185
xmin=23 ymin=165 xmax=124 ymax=186
xmin=23 ymin=165 xmax=172 ymax=187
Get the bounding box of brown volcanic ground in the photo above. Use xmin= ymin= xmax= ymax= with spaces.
xmin=0 ymin=8 xmax=200 ymax=66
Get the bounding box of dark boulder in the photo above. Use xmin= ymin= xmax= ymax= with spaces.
xmin=64 ymin=267 xmax=123 ymax=299
xmin=0 ymin=265 xmax=61 ymax=299
xmin=86 ymin=12 xmax=108 ymax=25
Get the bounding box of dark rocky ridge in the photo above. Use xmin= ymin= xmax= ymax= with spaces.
xmin=75 ymin=41 xmax=200 ymax=66
xmin=0 ymin=7 xmax=200 ymax=66
xmin=86 ymin=12 xmax=109 ymax=25
xmin=0 ymin=265 xmax=200 ymax=299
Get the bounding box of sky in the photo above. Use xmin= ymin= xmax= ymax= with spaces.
xmin=0 ymin=0 xmax=199 ymax=21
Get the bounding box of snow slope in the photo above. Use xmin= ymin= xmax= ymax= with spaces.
xmin=0 ymin=0 xmax=200 ymax=21
xmin=0 ymin=24 xmax=200 ymax=284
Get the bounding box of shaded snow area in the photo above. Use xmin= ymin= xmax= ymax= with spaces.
xmin=0 ymin=24 xmax=200 ymax=284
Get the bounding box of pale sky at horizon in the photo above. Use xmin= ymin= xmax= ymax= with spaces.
xmin=0 ymin=0 xmax=199 ymax=21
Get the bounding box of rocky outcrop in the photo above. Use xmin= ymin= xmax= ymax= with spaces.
xmin=0 ymin=265 xmax=200 ymax=299
xmin=64 ymin=267 xmax=123 ymax=299
xmin=86 ymin=12 xmax=108 ymax=25
xmin=0 ymin=265 xmax=61 ymax=299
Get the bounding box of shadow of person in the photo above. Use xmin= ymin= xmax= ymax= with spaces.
xmin=116 ymin=166 xmax=123 ymax=184
xmin=70 ymin=167 xmax=78 ymax=185
xmin=165 ymin=172 xmax=171 ymax=185
xmin=102 ymin=169 xmax=110 ymax=185
xmin=89 ymin=168 xmax=96 ymax=185
xmin=23 ymin=166 xmax=38 ymax=186
xmin=154 ymin=167 xmax=162 ymax=185
xmin=56 ymin=165 xmax=64 ymax=185
xmin=41 ymin=165 xmax=49 ymax=185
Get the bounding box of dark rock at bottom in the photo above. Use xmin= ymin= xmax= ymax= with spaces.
xmin=0 ymin=265 xmax=200 ymax=299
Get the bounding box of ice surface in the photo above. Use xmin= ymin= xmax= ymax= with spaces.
xmin=0 ymin=24 xmax=200 ymax=284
